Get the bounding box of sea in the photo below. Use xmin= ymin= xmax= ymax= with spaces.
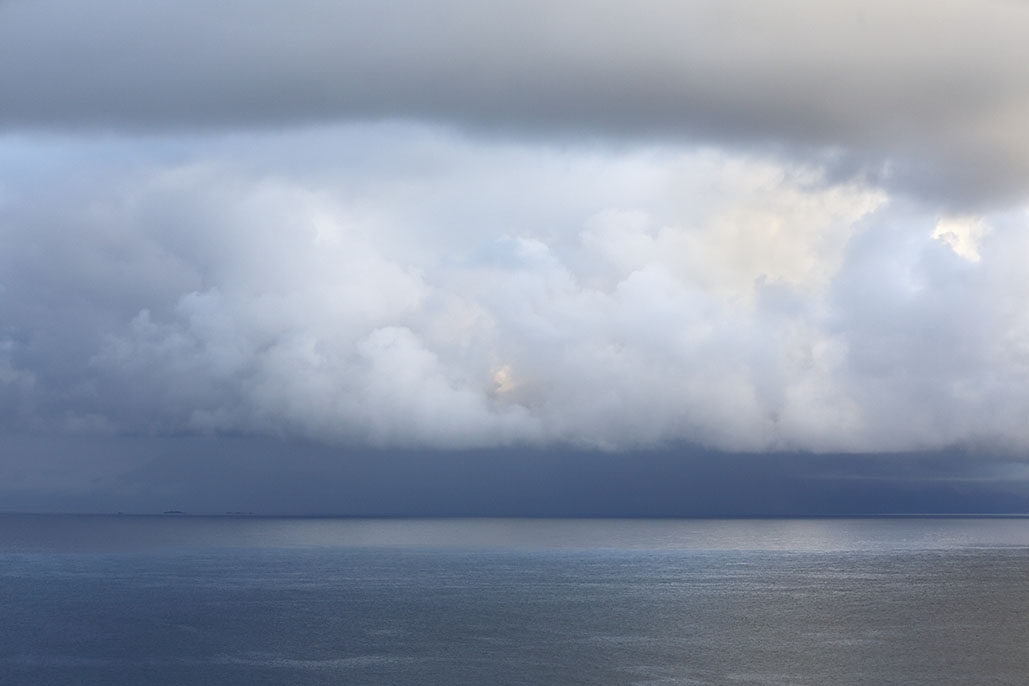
xmin=2 ymin=515 xmax=1029 ymax=685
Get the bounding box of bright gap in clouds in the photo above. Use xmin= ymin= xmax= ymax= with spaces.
xmin=2 ymin=124 xmax=1029 ymax=453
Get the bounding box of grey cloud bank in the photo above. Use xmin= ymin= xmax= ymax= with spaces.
xmin=2 ymin=0 xmax=1029 ymax=206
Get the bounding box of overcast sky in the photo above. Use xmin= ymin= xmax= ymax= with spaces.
xmin=3 ymin=0 xmax=1029 ymax=514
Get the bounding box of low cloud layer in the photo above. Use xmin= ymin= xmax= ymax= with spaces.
xmin=3 ymin=127 xmax=1029 ymax=453
xmin=2 ymin=0 xmax=1029 ymax=207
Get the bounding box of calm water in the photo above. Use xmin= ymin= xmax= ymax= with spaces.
xmin=2 ymin=515 xmax=1029 ymax=685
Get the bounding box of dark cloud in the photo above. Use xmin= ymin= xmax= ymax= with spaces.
xmin=2 ymin=1 xmax=1028 ymax=206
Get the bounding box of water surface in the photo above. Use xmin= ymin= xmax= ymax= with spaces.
xmin=3 ymin=515 xmax=1028 ymax=685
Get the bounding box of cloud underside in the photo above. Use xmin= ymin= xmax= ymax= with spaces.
xmin=2 ymin=0 xmax=1029 ymax=207
xmin=3 ymin=127 xmax=1029 ymax=452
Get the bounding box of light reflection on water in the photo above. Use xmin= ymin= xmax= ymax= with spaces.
xmin=2 ymin=514 xmax=1029 ymax=553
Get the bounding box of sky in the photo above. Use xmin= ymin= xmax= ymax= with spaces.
xmin=3 ymin=0 xmax=1029 ymax=514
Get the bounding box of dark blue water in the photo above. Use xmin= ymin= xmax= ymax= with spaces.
xmin=3 ymin=516 xmax=1029 ymax=685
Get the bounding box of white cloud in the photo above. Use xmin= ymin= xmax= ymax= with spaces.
xmin=932 ymin=216 xmax=989 ymax=261
xmin=3 ymin=126 xmax=1029 ymax=453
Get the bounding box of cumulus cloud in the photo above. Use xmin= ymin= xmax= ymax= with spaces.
xmin=2 ymin=1 xmax=1029 ymax=207
xmin=3 ymin=126 xmax=1029 ymax=452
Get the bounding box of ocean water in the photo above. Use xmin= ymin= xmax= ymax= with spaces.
xmin=2 ymin=516 xmax=1029 ymax=685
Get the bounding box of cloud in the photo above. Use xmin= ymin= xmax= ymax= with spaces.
xmin=3 ymin=126 xmax=1029 ymax=452
xmin=932 ymin=216 xmax=989 ymax=262
xmin=2 ymin=1 xmax=1029 ymax=206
